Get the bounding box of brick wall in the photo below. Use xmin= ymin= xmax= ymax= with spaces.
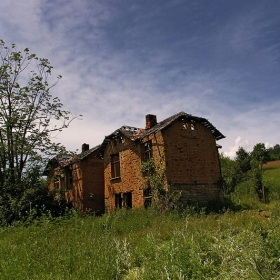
xmin=70 ymin=152 xmax=104 ymax=213
xmin=163 ymin=119 xmax=223 ymax=205
xmin=103 ymin=119 xmax=223 ymax=211
xmin=104 ymin=136 xmax=145 ymax=211
xmin=80 ymin=154 xmax=104 ymax=213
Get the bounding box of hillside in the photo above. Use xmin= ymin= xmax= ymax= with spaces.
xmin=0 ymin=206 xmax=279 ymax=279
xmin=263 ymin=160 xmax=280 ymax=173
xmin=0 ymin=161 xmax=279 ymax=279
xmin=263 ymin=160 xmax=280 ymax=202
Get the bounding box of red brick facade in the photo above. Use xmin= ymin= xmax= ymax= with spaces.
xmin=99 ymin=112 xmax=225 ymax=211
xmin=46 ymin=145 xmax=104 ymax=214
xmin=46 ymin=112 xmax=225 ymax=213
xmin=103 ymin=134 xmax=146 ymax=211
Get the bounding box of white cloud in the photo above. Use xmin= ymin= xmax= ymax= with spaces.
xmin=0 ymin=1 xmax=279 ymax=157
xmin=265 ymin=142 xmax=274 ymax=149
xmin=223 ymin=136 xmax=250 ymax=159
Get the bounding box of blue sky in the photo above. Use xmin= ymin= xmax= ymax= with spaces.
xmin=1 ymin=0 xmax=279 ymax=158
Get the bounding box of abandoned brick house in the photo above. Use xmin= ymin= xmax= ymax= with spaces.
xmin=45 ymin=111 xmax=225 ymax=213
xmin=45 ymin=144 xmax=104 ymax=213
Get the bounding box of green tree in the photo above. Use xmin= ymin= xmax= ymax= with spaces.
xmin=235 ymin=146 xmax=251 ymax=180
xmin=250 ymin=143 xmax=269 ymax=201
xmin=250 ymin=143 xmax=269 ymax=172
xmin=219 ymin=148 xmax=250 ymax=196
xmin=0 ymin=40 xmax=75 ymax=224
xmin=219 ymin=153 xmax=238 ymax=195
xmin=267 ymin=144 xmax=280 ymax=161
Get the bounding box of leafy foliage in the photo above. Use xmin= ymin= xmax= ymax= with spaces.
xmin=0 ymin=40 xmax=76 ymax=224
xmin=250 ymin=143 xmax=269 ymax=201
xmin=235 ymin=146 xmax=251 ymax=180
xmin=220 ymin=143 xmax=273 ymax=201
xmin=219 ymin=153 xmax=239 ymax=195
xmin=267 ymin=144 xmax=280 ymax=161
xmin=141 ymin=158 xmax=181 ymax=212
xmin=219 ymin=147 xmax=251 ymax=195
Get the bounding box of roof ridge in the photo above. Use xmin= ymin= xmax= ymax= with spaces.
xmin=70 ymin=144 xmax=101 ymax=163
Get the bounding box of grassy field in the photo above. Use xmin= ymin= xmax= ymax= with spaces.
xmin=0 ymin=162 xmax=279 ymax=280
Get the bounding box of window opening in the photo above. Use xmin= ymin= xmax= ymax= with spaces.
xmin=190 ymin=120 xmax=196 ymax=130
xmin=111 ymin=154 xmax=120 ymax=178
xmin=115 ymin=193 xmax=122 ymax=208
xmin=67 ymin=171 xmax=73 ymax=190
xmin=182 ymin=123 xmax=188 ymax=130
xmin=123 ymin=192 xmax=132 ymax=208
xmin=60 ymin=175 xmax=66 ymax=190
xmin=143 ymin=187 xmax=152 ymax=208
xmin=54 ymin=180 xmax=59 ymax=189
xmin=141 ymin=140 xmax=153 ymax=161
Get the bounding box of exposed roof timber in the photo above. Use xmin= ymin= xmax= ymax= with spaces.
xmin=70 ymin=145 xmax=101 ymax=163
xmin=138 ymin=111 xmax=225 ymax=141
xmin=97 ymin=111 xmax=225 ymax=158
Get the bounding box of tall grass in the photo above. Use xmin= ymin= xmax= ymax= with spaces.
xmin=0 ymin=161 xmax=279 ymax=279
xmin=229 ymin=160 xmax=280 ymax=209
xmin=0 ymin=206 xmax=280 ymax=279
xmin=263 ymin=160 xmax=280 ymax=201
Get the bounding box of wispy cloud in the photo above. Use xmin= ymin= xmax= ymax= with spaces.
xmin=0 ymin=0 xmax=279 ymax=155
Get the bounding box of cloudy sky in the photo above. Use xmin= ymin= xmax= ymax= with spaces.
xmin=1 ymin=0 xmax=279 ymax=158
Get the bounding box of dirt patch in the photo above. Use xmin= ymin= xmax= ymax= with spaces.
xmin=263 ymin=160 xmax=280 ymax=169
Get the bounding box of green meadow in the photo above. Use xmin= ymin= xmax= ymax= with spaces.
xmin=0 ymin=162 xmax=279 ymax=280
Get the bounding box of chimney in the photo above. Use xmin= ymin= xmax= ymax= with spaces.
xmin=82 ymin=143 xmax=89 ymax=152
xmin=146 ymin=114 xmax=157 ymax=129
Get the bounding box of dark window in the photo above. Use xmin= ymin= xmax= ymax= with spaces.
xmin=111 ymin=154 xmax=120 ymax=178
xmin=54 ymin=180 xmax=59 ymax=189
xmin=141 ymin=140 xmax=153 ymax=161
xmin=143 ymin=187 xmax=152 ymax=208
xmin=190 ymin=120 xmax=196 ymax=130
xmin=113 ymin=137 xmax=119 ymax=146
xmin=123 ymin=192 xmax=132 ymax=208
xmin=115 ymin=193 xmax=122 ymax=208
xmin=60 ymin=175 xmax=66 ymax=190
xmin=115 ymin=192 xmax=132 ymax=208
xmin=67 ymin=172 xmax=73 ymax=190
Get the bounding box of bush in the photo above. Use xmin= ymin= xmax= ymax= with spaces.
xmin=0 ymin=177 xmax=71 ymax=226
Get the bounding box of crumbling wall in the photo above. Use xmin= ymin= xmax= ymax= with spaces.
xmin=103 ymin=136 xmax=145 ymax=211
xmin=163 ymin=119 xmax=223 ymax=205
xmin=80 ymin=153 xmax=104 ymax=213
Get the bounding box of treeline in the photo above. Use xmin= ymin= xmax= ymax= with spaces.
xmin=220 ymin=143 xmax=279 ymax=201
xmin=267 ymin=144 xmax=280 ymax=161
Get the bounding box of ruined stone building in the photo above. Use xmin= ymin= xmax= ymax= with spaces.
xmin=45 ymin=111 xmax=225 ymax=213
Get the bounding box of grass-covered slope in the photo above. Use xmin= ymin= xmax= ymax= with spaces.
xmin=263 ymin=160 xmax=280 ymax=201
xmin=0 ymin=206 xmax=280 ymax=280
xmin=0 ymin=161 xmax=279 ymax=279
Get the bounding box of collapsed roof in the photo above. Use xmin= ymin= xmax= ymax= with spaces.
xmin=43 ymin=145 xmax=101 ymax=175
xmin=97 ymin=111 xmax=225 ymax=158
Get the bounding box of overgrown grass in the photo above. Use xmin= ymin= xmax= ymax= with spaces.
xmin=0 ymin=206 xmax=280 ymax=279
xmin=263 ymin=160 xmax=280 ymax=201
xmin=229 ymin=160 xmax=280 ymax=210
xmin=0 ymin=161 xmax=279 ymax=279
